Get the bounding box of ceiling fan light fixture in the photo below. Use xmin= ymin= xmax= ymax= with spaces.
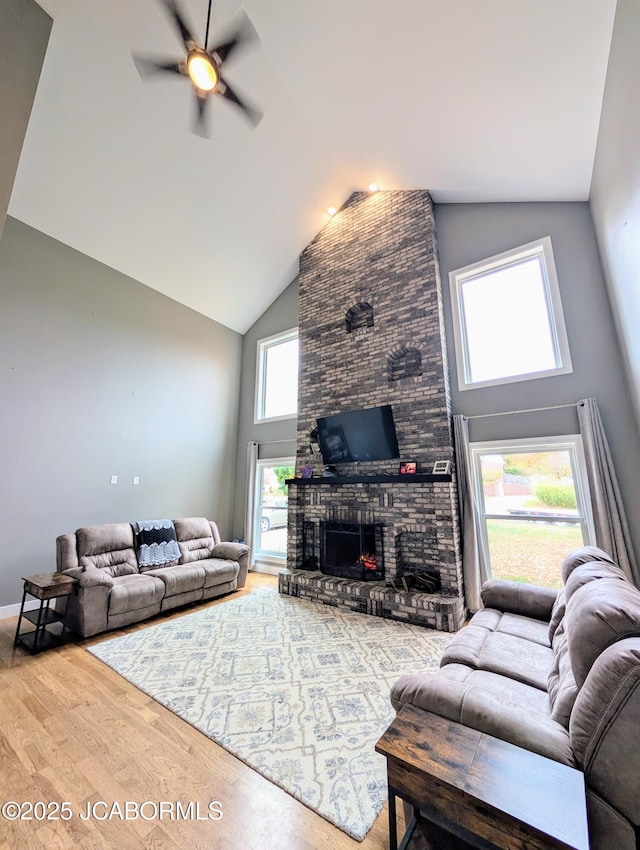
xmin=187 ymin=50 xmax=219 ymax=92
xmin=132 ymin=1 xmax=261 ymax=134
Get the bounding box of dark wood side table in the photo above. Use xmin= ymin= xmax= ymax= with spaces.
xmin=375 ymin=704 xmax=589 ymax=850
xmin=14 ymin=572 xmax=77 ymax=653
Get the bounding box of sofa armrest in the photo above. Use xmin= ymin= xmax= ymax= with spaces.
xmin=58 ymin=569 xmax=112 ymax=637
xmin=62 ymin=566 xmax=115 ymax=588
xmin=211 ymin=542 xmax=250 ymax=561
xmin=211 ymin=542 xmax=250 ymax=589
xmin=481 ymin=579 xmax=557 ymax=622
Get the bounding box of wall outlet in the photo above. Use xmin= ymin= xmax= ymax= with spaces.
xmin=110 ymin=475 xmax=118 ymax=485
xmin=132 ymin=476 xmax=140 ymax=486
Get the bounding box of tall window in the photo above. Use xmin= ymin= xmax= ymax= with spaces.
xmin=470 ymin=436 xmax=594 ymax=590
xmin=253 ymin=458 xmax=295 ymax=567
xmin=449 ymin=237 xmax=572 ymax=390
xmin=254 ymin=329 xmax=299 ymax=423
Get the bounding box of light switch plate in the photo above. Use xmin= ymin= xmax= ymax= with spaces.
xmin=110 ymin=475 xmax=118 ymax=485
xmin=132 ymin=476 xmax=140 ymax=486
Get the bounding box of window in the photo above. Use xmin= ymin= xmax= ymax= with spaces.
xmin=470 ymin=436 xmax=594 ymax=590
xmin=253 ymin=459 xmax=295 ymax=567
xmin=254 ymin=328 xmax=299 ymax=423
xmin=449 ymin=237 xmax=572 ymax=390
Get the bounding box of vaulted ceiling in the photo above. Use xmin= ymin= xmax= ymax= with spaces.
xmin=9 ymin=0 xmax=617 ymax=333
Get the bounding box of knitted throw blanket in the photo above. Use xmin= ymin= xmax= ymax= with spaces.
xmin=132 ymin=519 xmax=181 ymax=568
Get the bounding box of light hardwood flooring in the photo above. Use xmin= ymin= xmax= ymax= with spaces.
xmin=0 ymin=572 xmax=403 ymax=850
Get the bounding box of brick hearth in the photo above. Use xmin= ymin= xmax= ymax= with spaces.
xmin=280 ymin=190 xmax=465 ymax=631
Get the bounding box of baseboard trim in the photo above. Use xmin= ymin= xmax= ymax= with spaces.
xmin=251 ymin=563 xmax=284 ymax=577
xmin=0 ymin=599 xmax=39 ymax=620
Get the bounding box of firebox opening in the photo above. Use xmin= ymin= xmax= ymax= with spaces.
xmin=320 ymin=520 xmax=384 ymax=581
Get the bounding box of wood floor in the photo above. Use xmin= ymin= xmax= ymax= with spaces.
xmin=0 ymin=573 xmax=403 ymax=850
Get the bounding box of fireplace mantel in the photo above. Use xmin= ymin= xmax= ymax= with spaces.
xmin=287 ymin=474 xmax=452 ymax=485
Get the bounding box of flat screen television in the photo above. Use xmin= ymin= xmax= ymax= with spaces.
xmin=316 ymin=404 xmax=400 ymax=464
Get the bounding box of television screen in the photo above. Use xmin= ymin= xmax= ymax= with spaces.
xmin=316 ymin=405 xmax=400 ymax=464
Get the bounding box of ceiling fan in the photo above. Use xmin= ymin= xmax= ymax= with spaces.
xmin=133 ymin=0 xmax=262 ymax=136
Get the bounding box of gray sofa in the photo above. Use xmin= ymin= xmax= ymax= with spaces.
xmin=391 ymin=546 xmax=640 ymax=850
xmin=56 ymin=517 xmax=250 ymax=637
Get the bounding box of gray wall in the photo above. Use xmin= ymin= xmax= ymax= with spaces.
xmin=232 ymin=278 xmax=299 ymax=539
xmin=590 ymin=0 xmax=640 ymax=428
xmin=0 ymin=0 xmax=51 ymax=241
xmin=0 ymin=217 xmax=242 ymax=607
xmin=435 ymin=201 xmax=640 ymax=561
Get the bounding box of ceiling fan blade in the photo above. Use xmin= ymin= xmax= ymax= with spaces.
xmin=209 ymin=10 xmax=258 ymax=64
xmin=133 ymin=54 xmax=185 ymax=79
xmin=218 ymin=78 xmax=262 ymax=126
xmin=160 ymin=0 xmax=197 ymax=50
xmin=193 ymin=92 xmax=210 ymax=137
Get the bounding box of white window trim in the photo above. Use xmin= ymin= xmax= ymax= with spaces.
xmin=254 ymin=327 xmax=299 ymax=424
xmin=469 ymin=435 xmax=595 ymax=581
xmin=253 ymin=456 xmax=295 ymax=568
xmin=449 ymin=237 xmax=573 ymax=391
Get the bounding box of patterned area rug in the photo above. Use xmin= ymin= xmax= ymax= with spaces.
xmin=88 ymin=588 xmax=451 ymax=841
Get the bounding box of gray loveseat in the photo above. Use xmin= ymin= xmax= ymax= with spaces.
xmin=56 ymin=517 xmax=250 ymax=637
xmin=391 ymin=546 xmax=640 ymax=850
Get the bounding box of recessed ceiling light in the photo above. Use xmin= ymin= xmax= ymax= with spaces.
xmin=368 ymin=182 xmax=379 ymax=192
xmin=327 ymin=206 xmax=337 ymax=216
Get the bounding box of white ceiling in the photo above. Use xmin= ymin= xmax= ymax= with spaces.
xmin=9 ymin=0 xmax=617 ymax=334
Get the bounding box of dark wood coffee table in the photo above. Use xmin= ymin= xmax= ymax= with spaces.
xmin=375 ymin=704 xmax=589 ymax=850
xmin=14 ymin=572 xmax=77 ymax=653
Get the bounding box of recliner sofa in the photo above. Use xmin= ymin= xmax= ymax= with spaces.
xmin=56 ymin=517 xmax=250 ymax=637
xmin=391 ymin=546 xmax=640 ymax=850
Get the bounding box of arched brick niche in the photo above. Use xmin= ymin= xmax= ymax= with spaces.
xmin=388 ymin=345 xmax=422 ymax=382
xmin=345 ymin=302 xmax=374 ymax=333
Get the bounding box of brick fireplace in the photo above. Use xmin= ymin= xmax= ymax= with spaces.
xmin=279 ymin=190 xmax=465 ymax=631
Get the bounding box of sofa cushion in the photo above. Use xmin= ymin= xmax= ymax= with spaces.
xmin=494 ymin=612 xmax=551 ymax=646
xmin=564 ymin=561 xmax=628 ymax=604
xmin=76 ymin=523 xmax=138 ymax=576
xmin=440 ymin=624 xmax=491 ymax=668
xmin=442 ymin=622 xmax=552 ymax=690
xmin=566 ymin=578 xmax=640 ymax=688
xmin=547 ymin=621 xmax=578 ymax=728
xmin=391 ymin=663 xmax=574 ymax=765
xmin=476 ymin=631 xmax=553 ymax=690
xmin=174 ymin=517 xmax=215 ymax=563
xmin=467 ymin=608 xmax=501 ymax=631
xmin=561 ymin=546 xmax=619 ymax=584
xmin=548 ymin=588 xmax=566 ymax=644
xmin=461 ymin=608 xmax=549 ymax=646
xmin=198 ymin=558 xmax=240 ymax=588
xmin=144 ymin=564 xmax=205 ymax=597
xmin=108 ymin=574 xmax=165 ymax=616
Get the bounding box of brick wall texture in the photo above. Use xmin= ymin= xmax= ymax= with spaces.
xmin=281 ymin=190 xmax=465 ymax=630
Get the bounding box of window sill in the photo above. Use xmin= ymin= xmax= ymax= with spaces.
xmin=253 ymin=413 xmax=298 ymax=425
xmin=458 ymin=363 xmax=573 ymax=392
